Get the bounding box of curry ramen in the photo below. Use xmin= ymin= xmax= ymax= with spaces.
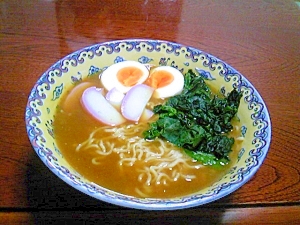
xmin=53 ymin=72 xmax=242 ymax=198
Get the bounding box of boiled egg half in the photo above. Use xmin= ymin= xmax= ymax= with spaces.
xmin=101 ymin=61 xmax=149 ymax=93
xmin=146 ymin=66 xmax=184 ymax=98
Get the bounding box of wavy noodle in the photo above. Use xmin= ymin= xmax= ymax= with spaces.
xmin=76 ymin=123 xmax=204 ymax=197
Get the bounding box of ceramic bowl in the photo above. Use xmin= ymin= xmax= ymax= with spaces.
xmin=25 ymin=39 xmax=271 ymax=210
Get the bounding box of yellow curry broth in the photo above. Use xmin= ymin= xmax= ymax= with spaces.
xmin=53 ymin=75 xmax=241 ymax=198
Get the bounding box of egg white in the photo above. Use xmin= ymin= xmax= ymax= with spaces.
xmin=100 ymin=61 xmax=149 ymax=93
xmin=151 ymin=66 xmax=184 ymax=99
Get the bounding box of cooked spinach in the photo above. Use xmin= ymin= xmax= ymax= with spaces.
xmin=143 ymin=69 xmax=243 ymax=166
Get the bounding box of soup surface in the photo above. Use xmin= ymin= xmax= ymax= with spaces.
xmin=53 ymin=74 xmax=241 ymax=198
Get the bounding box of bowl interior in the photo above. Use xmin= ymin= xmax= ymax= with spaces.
xmin=25 ymin=39 xmax=271 ymax=210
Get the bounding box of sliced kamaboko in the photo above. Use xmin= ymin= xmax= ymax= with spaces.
xmin=105 ymin=87 xmax=125 ymax=110
xmin=81 ymin=86 xmax=126 ymax=126
xmin=63 ymin=82 xmax=94 ymax=113
xmin=121 ymin=84 xmax=154 ymax=122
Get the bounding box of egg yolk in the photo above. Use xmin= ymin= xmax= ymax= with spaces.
xmin=146 ymin=70 xmax=174 ymax=89
xmin=117 ymin=66 xmax=144 ymax=87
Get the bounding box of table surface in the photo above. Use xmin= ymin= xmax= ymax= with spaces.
xmin=0 ymin=0 xmax=299 ymax=224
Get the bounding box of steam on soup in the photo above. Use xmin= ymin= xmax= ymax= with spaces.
xmin=53 ymin=63 xmax=243 ymax=198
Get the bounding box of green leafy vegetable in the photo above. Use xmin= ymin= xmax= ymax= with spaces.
xmin=143 ymin=69 xmax=243 ymax=166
